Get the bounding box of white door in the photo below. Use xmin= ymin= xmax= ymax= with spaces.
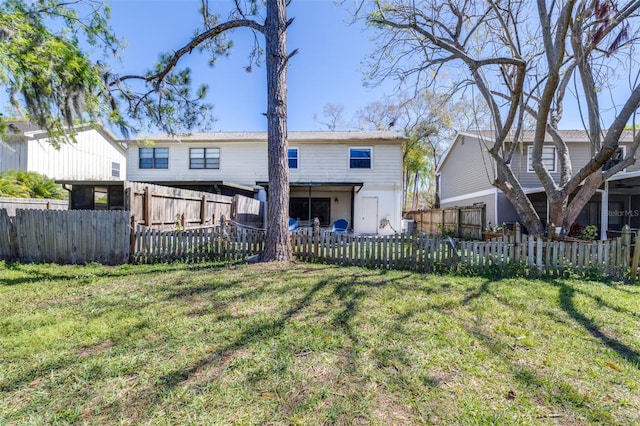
xmin=361 ymin=196 xmax=378 ymax=234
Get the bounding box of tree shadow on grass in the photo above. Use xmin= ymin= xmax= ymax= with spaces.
xmin=0 ymin=261 xmax=235 ymax=286
xmin=467 ymin=326 xmax=615 ymax=423
xmin=551 ymin=280 xmax=640 ymax=368
xmin=156 ymin=277 xmax=333 ymax=391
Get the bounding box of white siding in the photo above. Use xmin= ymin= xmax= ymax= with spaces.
xmin=291 ymin=144 xmax=401 ymax=185
xmin=24 ymin=128 xmax=125 ymax=180
xmin=127 ymin=141 xmax=267 ymax=185
xmin=0 ymin=140 xmax=27 ymax=171
xmin=354 ymin=184 xmax=403 ymax=235
xmin=440 ymin=135 xmax=495 ymax=199
xmin=126 ymin=136 xmax=403 ymax=234
xmin=128 ymin=140 xmax=403 ymax=188
xmin=511 ymin=142 xmax=640 ymax=187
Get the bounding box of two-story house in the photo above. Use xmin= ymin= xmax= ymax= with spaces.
xmin=125 ymin=131 xmax=405 ymax=234
xmin=437 ymin=130 xmax=640 ymax=239
xmin=1 ymin=122 xmax=126 ymax=181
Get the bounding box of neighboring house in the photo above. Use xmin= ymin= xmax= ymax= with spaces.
xmin=125 ymin=131 xmax=405 ymax=234
xmin=0 ymin=122 xmax=126 ymax=181
xmin=437 ymin=130 xmax=640 ymax=239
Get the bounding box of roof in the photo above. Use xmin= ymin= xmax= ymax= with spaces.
xmin=457 ymin=129 xmax=637 ymax=143
xmin=127 ymin=130 xmax=406 ymax=144
xmin=437 ymin=129 xmax=639 ymax=173
xmin=3 ymin=121 xmax=123 ymax=150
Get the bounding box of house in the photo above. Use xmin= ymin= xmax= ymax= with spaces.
xmin=437 ymin=130 xmax=640 ymax=239
xmin=0 ymin=122 xmax=126 ymax=181
xmin=125 ymin=131 xmax=405 ymax=234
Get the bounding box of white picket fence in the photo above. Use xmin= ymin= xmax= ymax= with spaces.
xmin=130 ymin=220 xmax=638 ymax=280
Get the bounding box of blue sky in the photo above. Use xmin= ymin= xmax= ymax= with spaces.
xmin=107 ymin=0 xmax=395 ymax=133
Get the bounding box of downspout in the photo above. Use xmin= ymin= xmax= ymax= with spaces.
xmin=308 ymin=186 xmax=312 ymax=224
xmin=350 ymin=186 xmax=355 ymax=232
xmin=62 ymin=184 xmax=72 ymax=209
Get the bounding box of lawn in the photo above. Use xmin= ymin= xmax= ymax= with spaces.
xmin=1 ymin=261 xmax=639 ymax=425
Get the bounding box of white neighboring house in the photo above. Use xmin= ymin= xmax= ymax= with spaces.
xmin=126 ymin=131 xmax=405 ymax=234
xmin=0 ymin=122 xmax=126 ymax=181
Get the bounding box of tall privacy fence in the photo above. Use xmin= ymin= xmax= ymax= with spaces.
xmin=0 ymin=196 xmax=67 ymax=216
xmin=125 ymin=182 xmax=263 ymax=229
xmin=0 ymin=209 xmax=130 ymax=265
xmin=404 ymin=205 xmax=485 ymax=239
xmin=2 ymin=209 xmax=639 ymax=281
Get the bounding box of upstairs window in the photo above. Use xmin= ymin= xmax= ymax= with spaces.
xmin=349 ymin=147 xmax=372 ymax=169
xmin=111 ymin=162 xmax=120 ymax=178
xmin=288 ymin=148 xmax=299 ymax=169
xmin=190 ymin=148 xmax=220 ymax=169
xmin=139 ymin=147 xmax=168 ymax=169
xmin=527 ymin=146 xmax=556 ymax=173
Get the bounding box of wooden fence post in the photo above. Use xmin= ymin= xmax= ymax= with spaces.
xmin=630 ymin=233 xmax=640 ymax=281
xmin=200 ymin=195 xmax=206 ymax=224
xmin=457 ymin=208 xmax=462 ymax=238
xmin=129 ymin=215 xmax=136 ymax=264
xmin=313 ymin=217 xmax=320 ymax=260
xmin=144 ymin=186 xmax=151 ymax=226
xmin=622 ymin=225 xmax=632 ymax=267
xmin=514 ymin=222 xmax=521 ymax=262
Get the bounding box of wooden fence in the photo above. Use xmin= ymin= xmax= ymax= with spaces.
xmin=0 ymin=209 xmax=130 ymax=265
xmin=404 ymin=205 xmax=485 ymax=239
xmin=129 ymin=219 xmax=638 ymax=281
xmin=2 ymin=208 xmax=637 ymax=280
xmin=125 ymin=182 xmax=263 ymax=229
xmin=131 ymin=221 xmax=265 ymax=264
xmin=0 ymin=197 xmax=67 ymax=216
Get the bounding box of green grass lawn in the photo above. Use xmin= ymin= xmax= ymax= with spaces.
xmin=1 ymin=261 xmax=639 ymax=425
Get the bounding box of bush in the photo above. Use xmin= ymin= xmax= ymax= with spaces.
xmin=0 ymin=170 xmax=66 ymax=199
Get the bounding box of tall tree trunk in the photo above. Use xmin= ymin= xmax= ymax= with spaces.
xmin=261 ymin=0 xmax=292 ymax=261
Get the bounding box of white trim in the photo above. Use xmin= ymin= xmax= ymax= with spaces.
xmin=606 ymin=169 xmax=640 ymax=181
xmin=527 ymin=145 xmax=557 ymax=173
xmin=493 ymin=187 xmax=498 ymax=227
xmin=440 ymin=188 xmax=496 ymax=205
xmin=601 ymin=181 xmax=609 ymax=240
xmin=288 ymin=147 xmax=299 ymax=169
xmin=348 ymin=146 xmax=373 ymax=170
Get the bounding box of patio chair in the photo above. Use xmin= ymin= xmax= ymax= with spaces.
xmin=288 ymin=217 xmax=299 ymax=231
xmin=331 ymin=218 xmax=349 ymax=234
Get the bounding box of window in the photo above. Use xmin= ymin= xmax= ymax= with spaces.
xmin=603 ymin=146 xmax=625 ymax=171
xmin=288 ymin=148 xmax=298 ymax=169
xmin=139 ymin=147 xmax=168 ymax=169
xmin=527 ymin=146 xmax=556 ymax=172
xmin=111 ymin=162 xmax=120 ymax=178
xmin=349 ymin=147 xmax=372 ymax=169
xmin=190 ymin=148 xmax=220 ymax=169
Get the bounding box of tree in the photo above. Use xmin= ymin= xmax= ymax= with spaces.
xmin=314 ymin=103 xmax=347 ymax=130
xmin=1 ymin=0 xmax=294 ymax=261
xmin=364 ymin=0 xmax=640 ymax=235
xmin=356 ymin=91 xmax=466 ymax=209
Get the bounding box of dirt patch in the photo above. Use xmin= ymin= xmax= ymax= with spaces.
xmin=78 ymin=340 xmax=114 ymax=357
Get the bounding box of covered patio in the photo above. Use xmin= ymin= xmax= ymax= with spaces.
xmin=601 ymin=173 xmax=640 ymax=238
